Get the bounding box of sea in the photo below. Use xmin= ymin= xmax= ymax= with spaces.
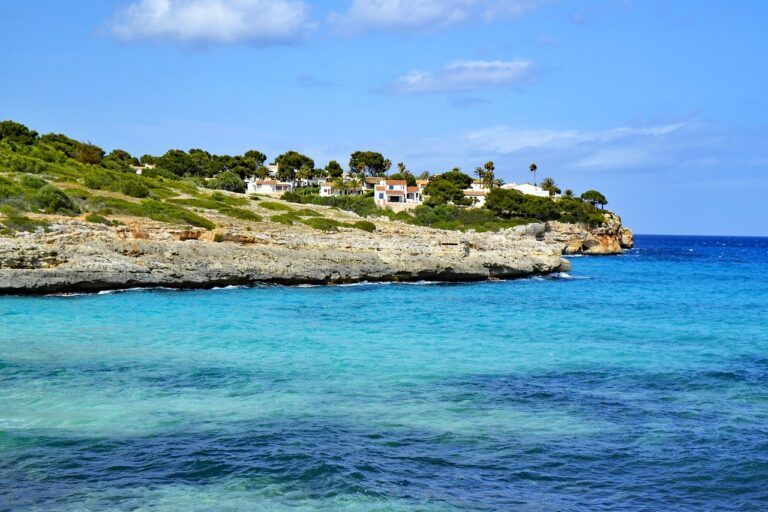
xmin=1 ymin=234 xmax=767 ymax=511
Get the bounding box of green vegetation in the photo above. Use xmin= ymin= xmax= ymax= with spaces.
xmin=208 ymin=171 xmax=246 ymax=194
xmin=259 ymin=201 xmax=295 ymax=212
xmin=0 ymin=209 xmax=50 ymax=234
xmin=85 ymin=213 xmax=111 ymax=225
xmin=486 ymin=188 xmax=606 ymax=226
xmin=302 ymin=217 xmax=344 ymax=231
xmin=0 ymin=120 xmax=611 ymax=236
xmin=581 ymin=189 xmax=608 ymax=209
xmin=351 ymin=220 xmax=376 ymax=232
xmin=349 ymin=151 xmax=391 ymax=178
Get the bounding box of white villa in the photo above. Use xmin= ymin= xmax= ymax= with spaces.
xmin=464 ymin=190 xmax=488 ymax=206
xmin=373 ymin=179 xmax=427 ymax=209
xmin=245 ymin=178 xmax=293 ymax=195
xmin=502 ymin=182 xmax=553 ymax=198
xmin=462 ymin=180 xmax=555 ymax=205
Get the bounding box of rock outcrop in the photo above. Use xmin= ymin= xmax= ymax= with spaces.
xmin=543 ymin=212 xmax=634 ymax=255
xmin=0 ymin=215 xmax=571 ymax=295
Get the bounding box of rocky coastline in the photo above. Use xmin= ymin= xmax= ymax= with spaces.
xmin=0 ymin=207 xmax=632 ymax=295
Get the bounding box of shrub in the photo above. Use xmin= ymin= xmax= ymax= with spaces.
xmin=220 ymin=207 xmax=262 ymax=222
xmin=20 ymin=174 xmax=47 ymax=190
xmin=33 ymin=185 xmax=79 ymax=214
xmin=82 ymin=172 xmax=111 ymax=190
xmin=302 ymin=217 xmax=343 ymax=232
xmin=209 ymin=171 xmax=246 ymax=193
xmin=351 ymin=220 xmax=376 ymax=232
xmin=1 ymin=214 xmax=49 ymax=233
xmin=135 ymin=200 xmax=215 ymax=230
xmin=259 ymin=201 xmax=294 ymax=212
xmin=293 ymin=208 xmax=322 ymax=217
xmin=120 ymin=180 xmax=150 ymax=198
xmin=211 ymin=191 xmax=248 ymax=206
xmin=213 ymin=233 xmax=224 ymax=242
xmin=270 ymin=212 xmax=301 ymax=225
xmin=85 ymin=213 xmax=110 ymax=225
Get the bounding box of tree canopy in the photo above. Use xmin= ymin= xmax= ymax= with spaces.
xmin=275 ymin=151 xmax=314 ymax=183
xmin=423 ymin=170 xmax=473 ymax=206
xmin=581 ymin=189 xmax=608 ymax=208
xmin=325 ymin=160 xmax=344 ymax=178
xmin=209 ymin=171 xmax=246 ymax=193
xmin=349 ymin=151 xmax=391 ymax=177
xmin=0 ymin=121 xmax=38 ymax=145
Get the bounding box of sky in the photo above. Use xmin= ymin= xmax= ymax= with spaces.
xmin=1 ymin=0 xmax=766 ymax=236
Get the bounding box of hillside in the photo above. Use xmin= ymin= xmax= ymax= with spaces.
xmin=0 ymin=121 xmax=632 ymax=293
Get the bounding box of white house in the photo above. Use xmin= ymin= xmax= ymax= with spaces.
xmin=131 ymin=163 xmax=156 ymax=175
xmin=245 ymin=178 xmax=293 ymax=195
xmin=464 ymin=190 xmax=488 ymax=207
xmin=373 ymin=179 xmax=426 ymax=208
xmin=502 ymin=182 xmax=552 ymax=198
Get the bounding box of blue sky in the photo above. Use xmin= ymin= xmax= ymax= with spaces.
xmin=2 ymin=0 xmax=766 ymax=235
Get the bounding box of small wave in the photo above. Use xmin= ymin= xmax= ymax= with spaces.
xmin=551 ymin=272 xmax=591 ymax=281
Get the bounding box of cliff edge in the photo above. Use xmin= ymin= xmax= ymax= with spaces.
xmin=544 ymin=212 xmax=634 ymax=255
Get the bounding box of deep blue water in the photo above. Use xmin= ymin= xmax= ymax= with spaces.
xmin=1 ymin=235 xmax=768 ymax=511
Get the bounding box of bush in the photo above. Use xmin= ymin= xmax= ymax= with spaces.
xmin=120 ymin=180 xmax=150 ymax=198
xmin=220 ymin=207 xmax=262 ymax=222
xmin=302 ymin=217 xmax=343 ymax=232
xmin=270 ymin=212 xmax=300 ymax=225
xmin=85 ymin=213 xmax=110 ymax=225
xmin=210 ymin=191 xmax=248 ymax=206
xmin=1 ymin=214 xmax=49 ymax=233
xmin=351 ymin=220 xmax=376 ymax=232
xmin=33 ymin=185 xmax=79 ymax=214
xmin=209 ymin=171 xmax=246 ymax=193
xmin=259 ymin=201 xmax=294 ymax=212
xmin=293 ymin=208 xmax=322 ymax=217
xmin=20 ymin=174 xmax=47 ymax=190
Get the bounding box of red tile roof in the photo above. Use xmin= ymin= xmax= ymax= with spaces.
xmin=385 ymin=180 xmax=407 ymax=185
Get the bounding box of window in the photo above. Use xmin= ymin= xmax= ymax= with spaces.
xmin=379 ymin=193 xmax=384 ymax=199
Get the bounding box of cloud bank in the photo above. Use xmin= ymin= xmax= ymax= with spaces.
xmin=387 ymin=59 xmax=535 ymax=94
xmin=111 ymin=0 xmax=310 ymax=45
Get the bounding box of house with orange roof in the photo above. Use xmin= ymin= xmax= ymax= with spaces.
xmin=373 ymin=179 xmax=427 ymax=208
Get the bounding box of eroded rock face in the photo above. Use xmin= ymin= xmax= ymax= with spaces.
xmin=543 ymin=212 xmax=634 ymax=255
xmin=0 ymin=218 xmax=570 ymax=294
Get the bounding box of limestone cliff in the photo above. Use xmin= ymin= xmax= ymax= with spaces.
xmin=0 ymin=208 xmax=571 ymax=294
xmin=543 ymin=212 xmax=634 ymax=255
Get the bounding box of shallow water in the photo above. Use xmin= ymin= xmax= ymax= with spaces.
xmin=2 ymin=235 xmax=768 ymax=511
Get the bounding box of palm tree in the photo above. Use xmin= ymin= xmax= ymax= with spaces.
xmin=483 ymin=161 xmax=496 ymax=189
xmin=397 ymin=162 xmax=407 ymax=174
xmin=541 ymin=177 xmax=561 ymax=196
xmin=348 ymin=176 xmax=363 ymax=195
xmin=474 ymin=166 xmax=485 ymax=185
xmin=493 ymin=178 xmax=504 ymax=188
xmin=564 ymin=189 xmax=574 ymax=198
xmin=418 ymin=171 xmax=430 ymax=180
xmin=297 ymin=165 xmax=313 ymax=186
xmin=529 ymin=163 xmax=538 ymax=186
xmin=331 ymin=176 xmax=346 ymax=195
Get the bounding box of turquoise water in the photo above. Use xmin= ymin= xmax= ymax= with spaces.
xmin=2 ymin=235 xmax=768 ymax=511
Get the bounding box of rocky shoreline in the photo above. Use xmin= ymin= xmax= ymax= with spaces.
xmin=0 ymin=209 xmax=632 ymax=295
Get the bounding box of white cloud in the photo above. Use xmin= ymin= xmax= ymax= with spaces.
xmin=111 ymin=0 xmax=310 ymax=45
xmin=329 ymin=0 xmax=542 ymax=31
xmin=466 ymin=124 xmax=685 ymax=153
xmin=387 ymin=59 xmax=535 ymax=94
